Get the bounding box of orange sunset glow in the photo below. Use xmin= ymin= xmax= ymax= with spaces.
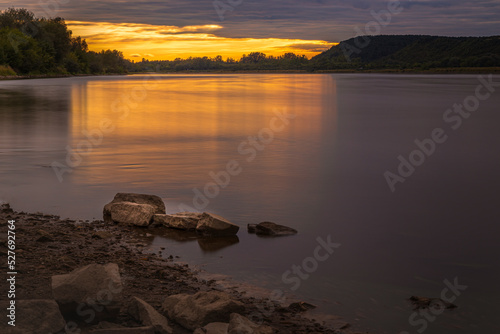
xmin=67 ymin=21 xmax=336 ymax=60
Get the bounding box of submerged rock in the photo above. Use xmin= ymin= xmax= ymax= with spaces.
xmin=1 ymin=299 xmax=66 ymax=334
xmin=255 ymin=222 xmax=297 ymax=237
xmin=247 ymin=224 xmax=257 ymax=233
xmin=162 ymin=291 xmax=244 ymax=330
xmin=154 ymin=212 xmax=202 ymax=230
xmin=196 ymin=212 xmax=240 ymax=236
xmin=109 ymin=202 xmax=155 ymax=227
xmin=104 ymin=193 xmax=166 ymax=222
xmin=409 ymin=296 xmax=457 ymax=310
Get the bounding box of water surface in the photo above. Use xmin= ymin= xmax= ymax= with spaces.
xmin=1 ymin=74 xmax=499 ymax=333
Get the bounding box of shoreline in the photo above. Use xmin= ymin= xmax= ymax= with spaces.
xmin=0 ymin=204 xmax=365 ymax=333
xmin=1 ymin=67 xmax=499 ymax=81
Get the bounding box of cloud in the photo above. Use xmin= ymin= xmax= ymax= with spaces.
xmin=66 ymin=20 xmax=335 ymax=60
xmin=3 ymin=0 xmax=499 ymax=43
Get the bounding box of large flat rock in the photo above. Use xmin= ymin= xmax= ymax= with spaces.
xmin=108 ymin=202 xmax=156 ymax=226
xmin=104 ymin=193 xmax=166 ymax=222
xmin=196 ymin=212 xmax=239 ymax=236
xmin=162 ymin=291 xmax=244 ymax=330
xmin=154 ymin=212 xmax=202 ymax=230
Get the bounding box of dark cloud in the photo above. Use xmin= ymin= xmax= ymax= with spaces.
xmin=2 ymin=0 xmax=499 ymax=41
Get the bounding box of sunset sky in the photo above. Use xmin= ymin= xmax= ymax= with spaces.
xmin=3 ymin=0 xmax=500 ymax=60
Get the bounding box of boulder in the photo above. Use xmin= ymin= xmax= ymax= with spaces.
xmin=154 ymin=212 xmax=202 ymax=230
xmin=162 ymin=291 xmax=244 ymax=330
xmin=228 ymin=313 xmax=273 ymax=334
xmin=247 ymin=224 xmax=257 ymax=233
xmin=255 ymin=222 xmax=297 ymax=237
xmin=193 ymin=322 xmax=229 ymax=334
xmin=196 ymin=212 xmax=239 ymax=236
xmin=52 ymin=263 xmax=123 ymax=315
xmin=126 ymin=297 xmax=173 ymax=334
xmin=104 ymin=193 xmax=166 ymax=222
xmin=109 ymin=202 xmax=155 ymax=226
xmin=1 ymin=299 xmax=66 ymax=334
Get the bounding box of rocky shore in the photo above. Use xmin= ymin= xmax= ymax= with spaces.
xmin=0 ymin=197 xmax=368 ymax=334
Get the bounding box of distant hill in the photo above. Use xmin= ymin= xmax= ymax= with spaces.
xmin=310 ymin=35 xmax=500 ymax=70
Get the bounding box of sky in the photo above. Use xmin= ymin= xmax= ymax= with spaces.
xmin=2 ymin=0 xmax=500 ymax=60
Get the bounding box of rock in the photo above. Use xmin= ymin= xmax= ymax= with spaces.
xmin=90 ymin=327 xmax=155 ymax=334
xmin=228 ymin=313 xmax=274 ymax=334
xmin=1 ymin=202 xmax=14 ymax=213
xmin=409 ymin=296 xmax=457 ymax=310
xmin=247 ymin=224 xmax=257 ymax=233
xmin=108 ymin=202 xmax=155 ymax=226
xmin=162 ymin=291 xmax=245 ymax=330
xmin=0 ymin=299 xmax=66 ymax=334
xmin=255 ymin=222 xmax=297 ymax=237
xmin=288 ymin=301 xmax=317 ymax=312
xmin=193 ymin=322 xmax=230 ymax=334
xmin=196 ymin=212 xmax=239 ymax=236
xmin=154 ymin=212 xmax=202 ymax=230
xmin=104 ymin=193 xmax=166 ymax=222
xmin=126 ymin=297 xmax=173 ymax=334
xmin=52 ymin=263 xmax=123 ymax=315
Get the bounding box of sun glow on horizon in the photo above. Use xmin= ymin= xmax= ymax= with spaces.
xmin=67 ymin=21 xmax=336 ymax=61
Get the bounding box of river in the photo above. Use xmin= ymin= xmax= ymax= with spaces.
xmin=0 ymin=73 xmax=499 ymax=333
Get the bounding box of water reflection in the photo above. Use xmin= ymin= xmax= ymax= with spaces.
xmin=144 ymin=227 xmax=240 ymax=253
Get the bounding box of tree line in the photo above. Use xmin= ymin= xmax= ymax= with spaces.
xmin=0 ymin=8 xmax=129 ymax=75
xmin=310 ymin=35 xmax=500 ymax=71
xmin=1 ymin=8 xmax=499 ymax=76
xmin=131 ymin=52 xmax=309 ymax=72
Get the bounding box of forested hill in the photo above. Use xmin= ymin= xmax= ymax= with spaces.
xmin=310 ymin=35 xmax=500 ymax=70
xmin=0 ymin=8 xmax=130 ymax=76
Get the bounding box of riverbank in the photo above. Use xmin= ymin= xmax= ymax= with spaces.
xmin=2 ymin=67 xmax=499 ymax=81
xmin=0 ymin=73 xmax=128 ymax=81
xmin=0 ymin=203 xmax=367 ymax=334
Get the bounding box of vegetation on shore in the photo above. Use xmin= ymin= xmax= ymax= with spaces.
xmin=310 ymin=35 xmax=500 ymax=71
xmin=1 ymin=8 xmax=499 ymax=76
xmin=0 ymin=8 xmax=129 ymax=76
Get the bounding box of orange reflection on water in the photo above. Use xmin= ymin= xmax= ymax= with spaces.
xmin=68 ymin=74 xmax=338 ymax=194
